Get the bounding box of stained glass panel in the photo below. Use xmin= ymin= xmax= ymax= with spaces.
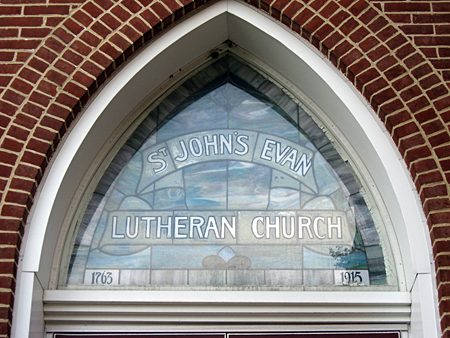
xmin=61 ymin=55 xmax=394 ymax=289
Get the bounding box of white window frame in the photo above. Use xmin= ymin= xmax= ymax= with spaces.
xmin=12 ymin=1 xmax=439 ymax=337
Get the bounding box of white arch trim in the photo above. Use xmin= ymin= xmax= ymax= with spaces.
xmin=12 ymin=1 xmax=439 ymax=337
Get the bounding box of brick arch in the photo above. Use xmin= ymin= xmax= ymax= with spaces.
xmin=0 ymin=0 xmax=449 ymax=336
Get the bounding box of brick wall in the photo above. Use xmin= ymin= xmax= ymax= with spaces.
xmin=0 ymin=0 xmax=449 ymax=337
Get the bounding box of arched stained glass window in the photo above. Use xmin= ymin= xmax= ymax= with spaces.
xmin=60 ymin=55 xmax=396 ymax=290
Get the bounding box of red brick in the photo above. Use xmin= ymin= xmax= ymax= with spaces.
xmin=80 ymin=31 xmax=102 ymax=48
xmin=81 ymin=60 xmax=103 ymax=78
xmin=14 ymin=164 xmax=39 ymax=180
xmin=415 ymin=36 xmax=450 ymax=46
xmin=323 ymin=32 xmax=345 ymax=49
xmin=0 ymin=75 xmax=12 ymax=87
xmin=284 ymin=1 xmax=306 ymax=20
xmin=309 ymin=0 xmax=328 ymax=11
xmin=0 ymin=101 xmax=18 ymax=116
xmin=407 ymin=96 xmax=431 ymax=114
xmin=368 ymin=16 xmax=388 ymax=33
xmin=46 ymin=69 xmax=67 ymax=86
xmin=160 ymin=0 xmax=181 ymax=12
xmin=91 ymin=21 xmax=112 ymax=39
xmin=0 ymin=17 xmax=43 ymax=27
xmin=424 ymin=197 xmax=450 ymax=215
xmin=33 ymin=127 xmax=57 ymax=142
xmin=7 ymin=125 xmax=29 ymax=141
xmin=101 ymin=13 xmax=122 ymax=30
xmin=1 ymin=137 xmax=23 ymax=152
xmin=22 ymin=150 xmax=46 ymax=167
xmin=0 ymin=151 xmax=17 ymax=165
xmin=433 ymin=3 xmax=450 ymax=12
xmin=21 ymin=27 xmax=52 ymax=38
xmin=91 ymin=51 xmax=112 ymax=68
xmin=0 ymin=261 xmax=15 ymax=274
xmin=46 ymin=17 xmax=64 ymax=27
xmin=391 ymin=74 xmax=412 ymax=91
xmin=376 ymin=55 xmax=397 ymax=72
xmin=376 ymin=25 xmax=398 ymax=43
xmin=72 ymin=8 xmax=94 ymax=26
xmin=0 ymin=165 xmax=13 ymax=178
xmin=0 ymin=52 xmax=14 ymax=62
xmin=22 ymin=102 xmax=43 ymax=118
xmin=387 ymin=110 xmax=413 ymax=127
xmin=0 ymin=28 xmax=19 ymax=38
xmin=0 ymin=6 xmax=21 ymax=15
xmin=10 ymin=177 xmax=35 ymax=193
xmin=432 ymin=226 xmax=450 ymax=242
xmin=385 ymin=3 xmax=430 ymax=12
xmin=1 ymin=204 xmax=26 ymax=219
xmin=421 ymin=184 xmax=448 ymax=199
xmin=55 ymin=59 xmax=76 ymax=75
xmin=24 ymin=5 xmax=70 ymax=15
xmin=320 ymin=2 xmax=340 ymax=19
xmin=83 ymin=2 xmax=103 ymax=18
xmin=37 ymin=80 xmax=58 ymax=97
xmin=429 ymin=131 xmax=450 ymax=148
xmin=400 ymin=24 xmax=434 ymax=35
xmin=130 ymin=17 xmax=150 ymax=34
xmin=5 ymin=191 xmax=29 ymax=205
xmin=393 ymin=120 xmax=421 ymax=139
xmin=111 ymin=4 xmax=132 ymax=21
xmin=47 ymin=104 xmax=71 ymax=120
xmin=15 ymin=113 xmax=38 ymax=129
xmin=304 ymin=15 xmax=325 ymax=34
xmin=63 ymin=18 xmax=84 ymax=35
xmin=431 ymin=59 xmax=450 ymax=70
xmin=348 ymin=0 xmax=368 ymax=16
xmin=63 ymin=82 xmax=86 ymax=97
xmin=122 ymin=0 xmax=143 ymax=13
xmin=54 ymin=27 xmax=75 ymax=45
xmin=120 ymin=25 xmax=141 ymax=42
xmin=431 ymin=213 xmax=450 ymax=227
xmin=70 ymin=40 xmax=92 ymax=56
xmin=412 ymin=158 xmax=439 ymax=174
xmin=396 ymin=44 xmax=416 ymax=60
xmin=413 ymin=14 xmax=450 ymax=24
xmin=349 ymin=26 xmax=369 ymax=43
xmin=10 ymin=79 xmax=32 ymax=96
xmin=434 ymin=96 xmax=450 ymax=111
xmin=399 ymin=85 xmax=421 ymax=103
xmin=420 ymin=74 xmax=440 ymax=90
xmin=415 ymin=109 xmax=437 ymax=124
xmin=55 ymin=92 xmax=78 ymax=108
xmin=420 ymin=47 xmax=437 ymax=58
xmin=341 ymin=48 xmax=363 ymax=66
xmin=29 ymin=91 xmax=52 ymax=107
xmin=45 ymin=37 xmax=66 ymax=54
xmin=434 ymin=145 xmax=450 ymax=158
xmin=0 ymin=39 xmax=40 ymax=50
xmin=35 ymin=47 xmax=58 ymax=64
xmin=436 ymin=25 xmax=450 ymax=35
xmin=427 ymin=85 xmax=448 ymax=101
xmin=386 ymin=34 xmax=408 ymax=52
xmin=406 ymin=145 xmax=433 ymax=163
xmin=4 ymin=89 xmax=25 ymax=106
xmin=373 ymin=87 xmax=396 ymax=103
xmin=41 ymin=115 xmax=64 ymax=131
xmin=73 ymin=71 xmax=95 ymax=88
xmin=109 ymin=33 xmax=131 ymax=52
xmin=404 ymin=55 xmax=425 ymax=72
